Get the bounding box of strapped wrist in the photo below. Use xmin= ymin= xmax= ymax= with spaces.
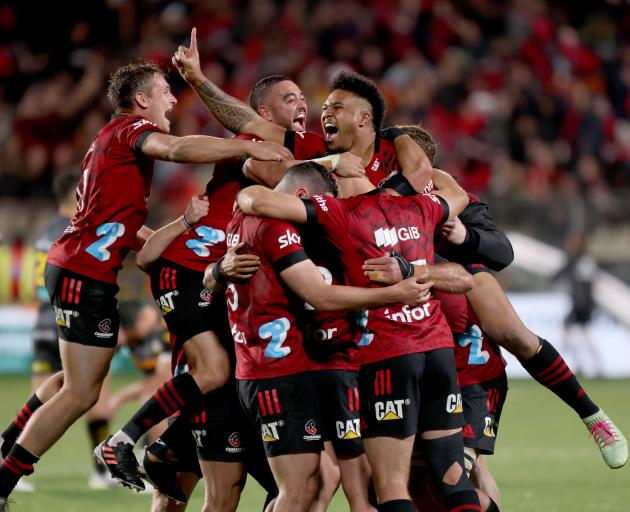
xmin=390 ymin=250 xmax=414 ymax=279
xmin=182 ymin=214 xmax=193 ymax=230
xmin=212 ymin=256 xmax=229 ymax=284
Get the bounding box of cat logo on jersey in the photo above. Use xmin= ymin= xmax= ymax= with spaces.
xmin=261 ymin=421 xmax=283 ymax=442
xmin=375 ymin=399 xmax=410 ymax=421
xmin=157 ymin=291 xmax=177 ymax=315
xmin=483 ymin=416 xmax=497 ymax=438
xmin=54 ymin=306 xmax=78 ymax=327
xmin=336 ymin=419 xmax=361 ymax=439
xmin=446 ymin=393 xmax=463 ymax=414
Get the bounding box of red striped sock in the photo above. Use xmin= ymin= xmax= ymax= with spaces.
xmin=1 ymin=394 xmax=43 ymax=458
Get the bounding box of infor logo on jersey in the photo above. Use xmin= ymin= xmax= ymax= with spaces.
xmin=374 ymin=226 xmax=421 ymax=248
xmin=278 ymin=229 xmax=300 ymax=249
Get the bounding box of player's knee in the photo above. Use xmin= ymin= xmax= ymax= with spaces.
xmin=423 ymin=432 xmax=475 ymax=497
xmin=192 ymin=363 xmax=230 ymax=393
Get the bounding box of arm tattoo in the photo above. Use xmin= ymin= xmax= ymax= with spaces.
xmin=194 ymin=80 xmax=256 ymax=133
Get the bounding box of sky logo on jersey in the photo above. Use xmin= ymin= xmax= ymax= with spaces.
xmin=446 ymin=393 xmax=463 ymax=414
xmin=374 ymin=226 xmax=421 ymax=248
xmin=278 ymin=230 xmax=301 ymax=249
xmin=384 ymin=303 xmax=431 ymax=323
xmin=54 ymin=307 xmax=78 ymax=327
xmin=313 ymin=195 xmax=328 ymax=212
xmin=261 ymin=421 xmax=283 ymax=442
xmin=375 ymin=399 xmax=410 ymax=421
xmin=336 ymin=419 xmax=361 ymax=439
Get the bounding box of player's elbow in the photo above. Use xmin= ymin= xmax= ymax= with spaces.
xmin=135 ymin=252 xmax=151 ymax=272
xmin=459 ymin=273 xmax=475 ymax=293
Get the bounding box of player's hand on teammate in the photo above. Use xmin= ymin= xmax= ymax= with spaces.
xmin=334 ymin=152 xmax=366 ymax=178
xmin=221 ymin=242 xmax=260 ymax=281
xmin=246 ymin=140 xmax=293 ymax=162
xmin=440 ymin=216 xmax=467 ymax=245
xmin=172 ymin=27 xmax=203 ymax=83
xmin=363 ymin=255 xmax=403 ymax=284
xmin=184 ymin=194 xmax=210 ymax=225
xmin=391 ymin=277 xmax=434 ymax=305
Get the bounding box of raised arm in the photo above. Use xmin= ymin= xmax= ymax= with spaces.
xmin=141 ymin=132 xmax=291 ymax=163
xmin=136 ymin=195 xmax=209 ymax=271
xmin=280 ymin=259 xmax=432 ymax=311
xmin=390 ymin=133 xmax=433 ymax=193
xmin=172 ymin=28 xmax=286 ymax=143
xmin=431 ymin=168 xmax=469 ymax=220
xmin=237 ymin=185 xmax=309 ymax=224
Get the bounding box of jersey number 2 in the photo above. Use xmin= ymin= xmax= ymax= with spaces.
xmin=260 ymin=318 xmax=291 ymax=358
xmin=457 ymin=324 xmax=490 ymax=365
xmin=86 ymin=222 xmax=125 ymax=262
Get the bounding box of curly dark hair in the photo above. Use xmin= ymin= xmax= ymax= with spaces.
xmin=329 ymin=71 xmax=386 ymax=132
xmin=249 ymin=75 xmax=293 ymax=110
xmin=282 ymin=161 xmax=339 ymax=198
xmin=107 ymin=61 xmax=165 ymax=111
xmin=397 ymin=124 xmax=438 ymax=165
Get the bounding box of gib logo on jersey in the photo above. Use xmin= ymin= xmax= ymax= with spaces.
xmin=336 ymin=419 xmax=361 ymax=440
xmin=156 ymin=290 xmax=178 ymax=315
xmin=374 ymin=226 xmax=421 ymax=248
xmin=278 ymin=230 xmax=301 ymax=249
xmin=446 ymin=393 xmax=463 ymax=414
xmin=303 ymin=420 xmax=321 ymax=442
xmin=375 ymin=399 xmax=410 ymax=421
xmin=384 ymin=303 xmax=431 ymax=323
xmin=226 ymin=432 xmax=244 ymax=454
xmin=261 ymin=420 xmax=283 ymax=442
xmin=53 ymin=306 xmax=78 ymax=327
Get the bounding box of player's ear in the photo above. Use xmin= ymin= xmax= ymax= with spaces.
xmin=257 ymin=105 xmax=272 ymax=122
xmin=358 ymin=110 xmax=372 ymax=128
xmin=134 ymin=90 xmax=150 ymax=109
xmin=295 ymin=186 xmax=309 ymax=199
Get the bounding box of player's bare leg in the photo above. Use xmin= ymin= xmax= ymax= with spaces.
xmin=151 ymin=471 xmax=199 ymax=512
xmin=467 ymin=272 xmax=627 ymax=468
xmin=0 ymin=341 xmax=114 ymax=499
xmin=100 ymin=330 xmax=230 ymax=488
xmin=310 ymin=442 xmax=340 ymax=512
xmin=338 ymin=453 xmax=376 ymax=512
xmin=268 ymin=453 xmax=321 ymax=512
xmin=86 ymin=374 xmax=116 ymax=489
xmin=470 ymin=454 xmax=501 ymax=509
xmin=363 ymin=435 xmax=414 ymax=504
xmin=199 ymin=460 xmax=246 ymax=512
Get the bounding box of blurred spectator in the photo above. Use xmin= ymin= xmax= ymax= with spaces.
xmin=0 ymin=0 xmax=629 ymax=252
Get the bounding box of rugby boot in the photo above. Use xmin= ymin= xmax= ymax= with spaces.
xmin=142 ymin=447 xmax=187 ymax=504
xmin=94 ymin=436 xmax=145 ymax=491
xmin=583 ymin=409 xmax=628 ymax=469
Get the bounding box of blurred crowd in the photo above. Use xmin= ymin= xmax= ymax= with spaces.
xmin=1 ymin=0 xmax=629 ymax=246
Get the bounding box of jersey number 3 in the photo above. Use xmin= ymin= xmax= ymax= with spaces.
xmin=86 ymin=222 xmax=125 ymax=262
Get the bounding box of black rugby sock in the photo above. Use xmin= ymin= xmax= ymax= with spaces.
xmin=377 ymin=499 xmax=415 ymax=512
xmin=1 ymin=394 xmax=43 ymax=458
xmin=486 ymin=498 xmax=500 ymax=511
xmin=0 ymin=443 xmax=39 ymax=496
xmin=87 ymin=418 xmax=110 ymax=472
xmin=522 ymin=338 xmax=598 ymax=418
xmin=444 ymin=490 xmax=482 ymax=512
xmin=122 ymin=373 xmax=202 ymax=442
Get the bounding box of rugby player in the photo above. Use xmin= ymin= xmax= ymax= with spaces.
xmin=236 ymin=164 xmax=483 ymax=512
xmin=384 ymin=125 xmax=628 ymax=470
xmin=0 ymin=60 xmax=291 ymax=510
xmin=225 ymin=162 xmax=437 ymax=512
xmin=172 ymin=28 xmax=433 ymax=193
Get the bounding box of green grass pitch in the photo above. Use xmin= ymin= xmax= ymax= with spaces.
xmin=0 ymin=375 xmax=628 ymax=511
